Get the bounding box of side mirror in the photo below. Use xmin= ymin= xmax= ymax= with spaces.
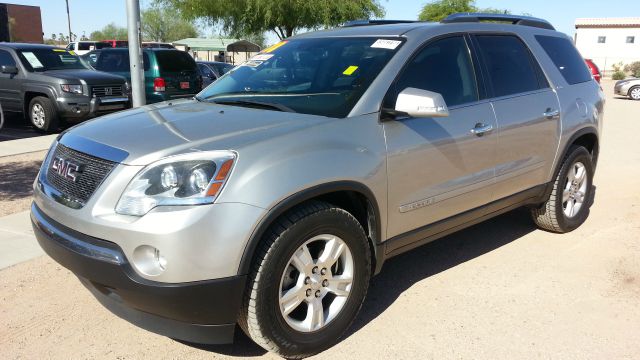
xmin=394 ymin=87 xmax=449 ymax=118
xmin=1 ymin=65 xmax=18 ymax=75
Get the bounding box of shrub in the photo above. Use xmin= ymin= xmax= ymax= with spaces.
xmin=624 ymin=61 xmax=640 ymax=78
xmin=612 ymin=71 xmax=626 ymax=80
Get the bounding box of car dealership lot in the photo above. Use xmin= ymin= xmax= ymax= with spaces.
xmin=1 ymin=79 xmax=639 ymax=359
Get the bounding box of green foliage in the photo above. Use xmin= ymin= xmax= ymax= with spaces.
xmin=418 ymin=0 xmax=516 ymax=22
xmin=141 ymin=6 xmax=199 ymax=42
xmin=612 ymin=71 xmax=626 ymax=80
xmin=90 ymin=23 xmax=128 ymax=41
xmin=624 ymin=61 xmax=640 ymax=78
xmin=159 ymin=0 xmax=385 ymax=40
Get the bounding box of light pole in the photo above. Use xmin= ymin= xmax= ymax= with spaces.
xmin=65 ymin=0 xmax=72 ymax=42
xmin=125 ymin=0 xmax=146 ymax=107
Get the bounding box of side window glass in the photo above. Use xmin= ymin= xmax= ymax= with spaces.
xmin=0 ymin=50 xmax=16 ymax=67
xmin=198 ymin=63 xmax=214 ymax=78
xmin=392 ymin=36 xmax=478 ymax=108
xmin=535 ymin=35 xmax=592 ymax=85
xmin=475 ymin=35 xmax=545 ymax=97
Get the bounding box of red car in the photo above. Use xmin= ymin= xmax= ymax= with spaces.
xmin=585 ymin=59 xmax=601 ymax=83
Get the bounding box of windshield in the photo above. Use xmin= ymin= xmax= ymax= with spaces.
xmin=18 ymin=48 xmax=87 ymax=72
xmin=196 ymin=37 xmax=403 ymax=118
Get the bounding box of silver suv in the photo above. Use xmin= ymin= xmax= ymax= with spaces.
xmin=32 ymin=14 xmax=604 ymax=358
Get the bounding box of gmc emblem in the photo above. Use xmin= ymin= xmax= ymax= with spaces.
xmin=51 ymin=157 xmax=81 ymax=182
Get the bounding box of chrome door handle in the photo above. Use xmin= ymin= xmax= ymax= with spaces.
xmin=470 ymin=123 xmax=493 ymax=136
xmin=543 ymin=108 xmax=560 ymax=119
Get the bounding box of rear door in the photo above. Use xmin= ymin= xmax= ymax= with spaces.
xmin=155 ymin=50 xmax=200 ymax=97
xmin=472 ymin=34 xmax=560 ymax=200
xmin=383 ymin=35 xmax=498 ymax=239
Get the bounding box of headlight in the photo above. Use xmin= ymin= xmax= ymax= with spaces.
xmin=124 ymin=81 xmax=132 ymax=94
xmin=115 ymin=151 xmax=236 ymax=216
xmin=60 ymin=84 xmax=83 ymax=94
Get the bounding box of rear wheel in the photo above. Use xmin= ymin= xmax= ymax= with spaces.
xmin=29 ymin=96 xmax=58 ymax=132
xmin=239 ymin=201 xmax=371 ymax=359
xmin=629 ymin=86 xmax=640 ymax=100
xmin=531 ymin=146 xmax=594 ymax=233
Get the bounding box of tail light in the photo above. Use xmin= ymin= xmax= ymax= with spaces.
xmin=154 ymin=77 xmax=166 ymax=92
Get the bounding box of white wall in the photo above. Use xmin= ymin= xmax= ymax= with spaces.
xmin=575 ymin=27 xmax=640 ymax=74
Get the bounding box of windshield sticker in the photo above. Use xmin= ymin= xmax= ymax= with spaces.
xmin=343 ymin=66 xmax=359 ymax=75
xmin=251 ymin=54 xmax=274 ymax=61
xmin=68 ymin=51 xmax=76 ymax=56
xmin=22 ymin=52 xmax=43 ymax=68
xmin=262 ymin=41 xmax=288 ymax=53
xmin=53 ymin=49 xmax=66 ymax=52
xmin=243 ymin=60 xmax=264 ymax=68
xmin=371 ymin=39 xmax=402 ymax=50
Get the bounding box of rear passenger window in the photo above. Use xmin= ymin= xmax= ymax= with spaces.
xmin=155 ymin=51 xmax=197 ymax=73
xmin=475 ymin=35 xmax=547 ymax=98
xmin=535 ymin=35 xmax=592 ymax=85
xmin=391 ymin=36 xmax=479 ymax=107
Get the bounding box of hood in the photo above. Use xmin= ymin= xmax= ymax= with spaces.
xmin=60 ymin=99 xmax=331 ymax=166
xmin=44 ymin=69 xmax=126 ymax=85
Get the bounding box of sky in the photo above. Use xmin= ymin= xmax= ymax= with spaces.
xmin=11 ymin=0 xmax=639 ymax=44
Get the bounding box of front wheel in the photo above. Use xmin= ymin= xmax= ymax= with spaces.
xmin=531 ymin=146 xmax=594 ymax=233
xmin=29 ymin=96 xmax=59 ymax=132
xmin=629 ymin=86 xmax=640 ymax=101
xmin=239 ymin=201 xmax=371 ymax=359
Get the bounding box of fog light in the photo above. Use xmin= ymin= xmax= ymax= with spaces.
xmin=132 ymin=245 xmax=167 ymax=276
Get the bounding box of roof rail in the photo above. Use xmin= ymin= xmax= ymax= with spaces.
xmin=343 ymin=19 xmax=419 ymax=27
xmin=441 ymin=13 xmax=555 ymax=31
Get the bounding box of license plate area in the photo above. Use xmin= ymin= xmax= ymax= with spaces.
xmin=180 ymin=82 xmax=190 ymax=89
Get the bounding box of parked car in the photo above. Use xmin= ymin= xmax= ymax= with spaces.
xmin=197 ymin=61 xmax=234 ymax=87
xmin=614 ymin=77 xmax=640 ymax=100
xmin=585 ymin=59 xmax=601 ymax=83
xmin=101 ymin=40 xmax=128 ymax=48
xmin=32 ymin=14 xmax=604 ymax=358
xmin=65 ymin=41 xmax=111 ymax=55
xmin=142 ymin=42 xmax=175 ymax=49
xmin=81 ymin=48 xmax=202 ymax=104
xmin=0 ymin=43 xmax=130 ymax=132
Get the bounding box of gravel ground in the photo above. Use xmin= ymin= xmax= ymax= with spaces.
xmin=1 ymin=80 xmax=639 ymax=359
xmin=0 ymin=151 xmax=46 ymax=217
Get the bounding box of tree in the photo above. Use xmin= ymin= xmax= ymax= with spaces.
xmin=90 ymin=23 xmax=128 ymax=41
xmin=418 ymin=0 xmax=515 ymax=22
xmin=141 ymin=5 xmax=199 ymax=42
xmin=160 ymin=0 xmax=385 ymax=40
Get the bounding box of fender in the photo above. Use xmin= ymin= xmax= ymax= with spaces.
xmin=22 ymin=84 xmax=58 ymax=112
xmin=541 ymin=126 xmax=599 ymax=202
xmin=237 ymin=181 xmax=383 ymax=275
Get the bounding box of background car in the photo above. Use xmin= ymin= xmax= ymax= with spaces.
xmin=585 ymin=59 xmax=601 ymax=83
xmin=101 ymin=40 xmax=128 ymax=48
xmin=82 ymin=48 xmax=202 ymax=104
xmin=142 ymin=42 xmax=175 ymax=49
xmin=0 ymin=43 xmax=130 ymax=132
xmin=614 ymin=77 xmax=640 ymax=100
xmin=197 ymin=61 xmax=234 ymax=87
xmin=66 ymin=41 xmax=111 ymax=55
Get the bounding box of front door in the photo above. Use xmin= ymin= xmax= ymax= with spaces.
xmin=0 ymin=49 xmax=22 ymax=112
xmin=383 ymin=35 xmax=497 ymax=240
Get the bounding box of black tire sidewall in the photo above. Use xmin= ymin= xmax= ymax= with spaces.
xmin=29 ymin=97 xmax=57 ymax=132
xmin=255 ymin=209 xmax=371 ymax=356
xmin=555 ymin=147 xmax=594 ymax=231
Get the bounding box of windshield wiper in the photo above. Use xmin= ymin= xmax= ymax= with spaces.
xmin=211 ymin=99 xmax=296 ymax=113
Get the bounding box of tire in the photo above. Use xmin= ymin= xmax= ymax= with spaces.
xmin=531 ymin=146 xmax=594 ymax=233
xmin=29 ymin=96 xmax=59 ymax=132
xmin=239 ymin=201 xmax=371 ymax=358
xmin=629 ymin=86 xmax=640 ymax=101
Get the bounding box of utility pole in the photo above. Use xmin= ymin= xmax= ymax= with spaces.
xmin=65 ymin=0 xmax=72 ymax=42
xmin=125 ymin=0 xmax=146 ymax=107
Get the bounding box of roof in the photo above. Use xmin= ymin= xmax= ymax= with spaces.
xmin=172 ymin=38 xmax=260 ymax=52
xmin=575 ymin=17 xmax=640 ymax=28
xmin=294 ymin=22 xmax=430 ymax=39
xmin=0 ymin=42 xmax=60 ymax=50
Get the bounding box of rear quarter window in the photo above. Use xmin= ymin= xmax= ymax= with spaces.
xmin=155 ymin=51 xmax=197 ymax=73
xmin=535 ymin=35 xmax=592 ymax=85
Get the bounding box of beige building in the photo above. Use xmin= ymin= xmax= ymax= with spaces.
xmin=574 ymin=17 xmax=640 ymax=75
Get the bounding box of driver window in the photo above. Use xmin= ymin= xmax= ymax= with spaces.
xmin=391 ymin=36 xmax=478 ymax=108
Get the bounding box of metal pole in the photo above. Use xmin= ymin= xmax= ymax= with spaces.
xmin=66 ymin=0 xmax=72 ymax=42
xmin=126 ymin=0 xmax=146 ymax=107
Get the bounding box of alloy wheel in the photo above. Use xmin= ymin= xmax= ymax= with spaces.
xmin=31 ymin=103 xmax=46 ymax=128
xmin=562 ymin=161 xmax=588 ymax=218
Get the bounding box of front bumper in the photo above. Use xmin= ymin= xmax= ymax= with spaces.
xmin=56 ymin=96 xmax=130 ymax=121
xmin=31 ymin=203 xmax=246 ymax=344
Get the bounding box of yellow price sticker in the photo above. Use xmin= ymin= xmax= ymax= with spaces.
xmin=262 ymin=41 xmax=288 ymax=53
xmin=343 ymin=66 xmax=359 ymax=75
xmin=53 ymin=49 xmax=66 ymax=52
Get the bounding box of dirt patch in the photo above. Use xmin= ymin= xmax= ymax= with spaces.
xmin=0 ymin=151 xmax=47 ymax=217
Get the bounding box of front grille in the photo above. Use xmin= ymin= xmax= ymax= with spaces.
xmin=92 ymin=85 xmax=124 ymax=97
xmin=46 ymin=144 xmax=117 ymax=205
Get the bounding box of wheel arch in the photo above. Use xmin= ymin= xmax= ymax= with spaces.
xmin=23 ymin=88 xmax=55 ymax=116
xmin=237 ymin=181 xmax=383 ymax=276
